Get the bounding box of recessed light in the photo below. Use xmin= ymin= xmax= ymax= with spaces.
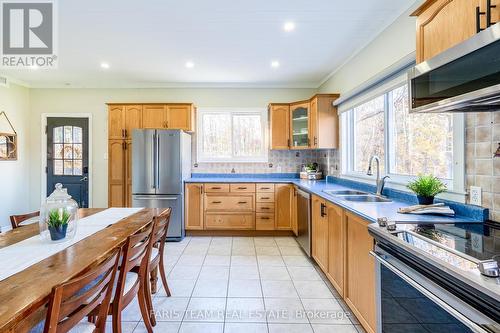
xmin=271 ymin=61 xmax=280 ymax=68
xmin=100 ymin=62 xmax=110 ymax=69
xmin=185 ymin=61 xmax=194 ymax=68
xmin=284 ymin=21 xmax=295 ymax=32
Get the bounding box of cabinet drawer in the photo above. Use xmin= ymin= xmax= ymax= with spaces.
xmin=205 ymin=195 xmax=254 ymax=211
xmin=256 ymin=202 xmax=275 ymax=213
xmin=256 ymin=193 xmax=274 ymax=203
xmin=204 ymin=184 xmax=230 ymax=193
xmin=256 ymin=213 xmax=275 ymax=230
xmin=256 ymin=184 xmax=274 ymax=192
xmin=205 ymin=213 xmax=255 ymax=230
xmin=230 ymin=183 xmax=256 ymax=193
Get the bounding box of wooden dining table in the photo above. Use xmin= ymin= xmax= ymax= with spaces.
xmin=0 ymin=208 xmax=159 ymax=333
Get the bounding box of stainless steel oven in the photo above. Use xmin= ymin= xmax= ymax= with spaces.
xmin=296 ymin=188 xmax=311 ymax=256
xmin=371 ymin=245 xmax=499 ymax=333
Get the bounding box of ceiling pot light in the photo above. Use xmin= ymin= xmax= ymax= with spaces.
xmin=185 ymin=61 xmax=194 ymax=68
xmin=284 ymin=21 xmax=295 ymax=32
xmin=100 ymin=62 xmax=110 ymax=69
xmin=271 ymin=61 xmax=280 ymax=68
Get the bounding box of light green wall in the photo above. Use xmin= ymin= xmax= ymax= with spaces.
xmin=0 ymin=83 xmax=31 ymax=230
xmin=28 ymin=87 xmax=316 ymax=209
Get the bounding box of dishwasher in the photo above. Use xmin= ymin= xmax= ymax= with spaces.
xmin=296 ymin=188 xmax=311 ymax=256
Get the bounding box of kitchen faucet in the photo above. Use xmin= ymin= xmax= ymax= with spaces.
xmin=366 ymin=155 xmax=390 ymax=196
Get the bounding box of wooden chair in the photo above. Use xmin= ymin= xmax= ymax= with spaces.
xmin=43 ymin=247 xmax=121 ymax=333
xmin=140 ymin=208 xmax=172 ymax=326
xmin=10 ymin=211 xmax=40 ymax=229
xmin=110 ymin=220 xmax=155 ymax=333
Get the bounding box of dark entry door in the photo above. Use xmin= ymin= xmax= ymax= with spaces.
xmin=47 ymin=117 xmax=89 ymax=208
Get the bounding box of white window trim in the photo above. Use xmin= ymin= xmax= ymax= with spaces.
xmin=340 ymin=86 xmax=466 ymax=203
xmin=196 ymin=107 xmax=269 ymax=163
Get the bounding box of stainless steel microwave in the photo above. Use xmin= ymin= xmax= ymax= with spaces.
xmin=408 ymin=23 xmax=500 ymax=113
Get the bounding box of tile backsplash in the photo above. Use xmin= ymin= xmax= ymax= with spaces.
xmin=465 ymin=112 xmax=500 ymax=222
xmin=191 ymin=133 xmax=340 ymax=176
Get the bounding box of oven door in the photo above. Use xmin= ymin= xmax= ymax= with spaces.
xmin=371 ymin=246 xmax=499 ymax=333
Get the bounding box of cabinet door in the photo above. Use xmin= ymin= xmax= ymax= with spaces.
xmin=269 ymin=104 xmax=290 ymax=150
xmin=311 ymin=195 xmax=328 ymax=272
xmin=326 ymin=202 xmax=344 ymax=296
xmin=125 ymin=140 xmax=133 ymax=207
xmin=415 ymin=0 xmax=481 ymax=63
xmin=185 ymin=183 xmax=204 ymax=230
xmin=108 ymin=105 xmax=124 ymax=140
xmin=167 ymin=104 xmax=192 ymax=130
xmin=275 ymin=184 xmax=293 ymax=230
xmin=345 ymin=212 xmax=376 ymax=333
xmin=108 ymin=140 xmax=125 ymax=207
xmin=290 ymin=102 xmax=310 ymax=149
xmin=312 ymin=95 xmax=339 ymax=149
xmin=309 ymin=98 xmax=318 ymax=149
xmin=291 ymin=186 xmax=298 ymax=236
xmin=124 ymin=105 xmax=142 ymax=139
xmin=142 ymin=104 xmax=167 ymax=129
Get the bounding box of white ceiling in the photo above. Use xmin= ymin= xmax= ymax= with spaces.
xmin=1 ymin=0 xmax=417 ymax=88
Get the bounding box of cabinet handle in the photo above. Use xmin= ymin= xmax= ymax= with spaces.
xmin=320 ymin=203 xmax=326 ymax=217
xmin=165 ymin=120 xmax=169 ymax=128
xmin=238 ymin=201 xmax=247 ymax=204
xmin=124 ymin=129 xmax=128 ymax=138
xmin=212 ymin=201 xmax=222 ymax=204
xmin=211 ymin=187 xmax=221 ymax=190
xmin=237 ymin=187 xmax=247 ymax=190
xmin=287 ymin=139 xmax=290 ymax=147
xmin=476 ymin=6 xmax=486 ymax=33
xmin=261 ymin=207 xmax=270 ymax=210
xmin=260 ymin=187 xmax=270 ymax=190
xmin=261 ymin=197 xmax=270 ymax=199
xmin=260 ymin=217 xmax=270 ymax=220
xmin=487 ymin=0 xmax=497 ymax=27
xmin=314 ymin=137 xmax=317 ymax=146
xmin=307 ymin=138 xmax=311 ymax=147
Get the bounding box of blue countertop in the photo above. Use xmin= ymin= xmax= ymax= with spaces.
xmin=185 ymin=175 xmax=483 ymax=224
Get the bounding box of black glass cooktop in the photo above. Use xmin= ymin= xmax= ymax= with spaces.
xmin=394 ymin=222 xmax=500 ymax=273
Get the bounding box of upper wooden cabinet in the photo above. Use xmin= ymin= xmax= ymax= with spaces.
xmin=412 ymin=0 xmax=499 ymax=63
xmin=290 ymin=101 xmax=310 ymax=149
xmin=108 ymin=105 xmax=142 ymax=139
xmin=142 ymin=104 xmax=194 ymax=130
xmin=269 ymin=104 xmax=290 ymax=150
xmin=142 ymin=104 xmax=167 ymax=129
xmin=269 ymin=93 xmax=339 ymax=150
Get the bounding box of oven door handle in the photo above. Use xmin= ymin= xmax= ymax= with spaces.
xmin=370 ymin=251 xmax=490 ymax=333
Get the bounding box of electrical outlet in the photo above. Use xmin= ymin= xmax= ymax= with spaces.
xmin=470 ymin=186 xmax=482 ymax=206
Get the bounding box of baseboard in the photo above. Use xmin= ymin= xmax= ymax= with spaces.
xmin=186 ymin=230 xmax=295 ymax=237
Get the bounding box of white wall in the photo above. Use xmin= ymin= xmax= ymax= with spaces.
xmin=0 ymin=83 xmax=31 ymax=231
xmin=318 ymin=7 xmax=417 ymax=94
xmin=28 ymin=87 xmax=316 ymax=209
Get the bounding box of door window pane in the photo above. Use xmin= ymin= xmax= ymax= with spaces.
xmin=233 ymin=114 xmax=264 ymax=157
xmin=353 ymin=96 xmax=385 ymax=173
xmin=73 ymin=144 xmax=83 ymax=159
xmin=73 ymin=160 xmax=83 ymax=175
xmin=390 ymin=85 xmax=453 ymax=179
xmin=54 ymin=144 xmax=63 ymax=159
xmin=52 ymin=126 xmax=84 ymax=176
xmin=63 ymin=160 xmax=73 ymax=175
xmin=73 ymin=127 xmax=82 ymax=143
xmin=64 ymin=126 xmax=73 ymax=143
xmin=53 ymin=127 xmax=63 ymax=143
xmin=63 ymin=144 xmax=73 ymax=159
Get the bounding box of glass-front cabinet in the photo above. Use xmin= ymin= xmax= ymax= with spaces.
xmin=290 ymin=102 xmax=310 ymax=149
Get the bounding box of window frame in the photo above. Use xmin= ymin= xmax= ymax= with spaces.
xmin=341 ymin=83 xmax=465 ymax=198
xmin=196 ymin=107 xmax=269 ymax=163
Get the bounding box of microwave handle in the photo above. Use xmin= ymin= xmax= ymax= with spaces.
xmin=370 ymin=251 xmax=489 ymax=333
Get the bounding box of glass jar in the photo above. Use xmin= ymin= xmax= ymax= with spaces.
xmin=39 ymin=183 xmax=79 ymax=243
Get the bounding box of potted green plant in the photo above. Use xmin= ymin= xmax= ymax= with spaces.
xmin=407 ymin=174 xmax=447 ymax=205
xmin=47 ymin=209 xmax=70 ymax=241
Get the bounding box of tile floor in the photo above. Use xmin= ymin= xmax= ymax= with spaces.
xmin=110 ymin=236 xmax=366 ymax=333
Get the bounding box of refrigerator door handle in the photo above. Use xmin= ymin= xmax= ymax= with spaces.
xmin=151 ymin=132 xmax=156 ymax=189
xmin=156 ymin=133 xmax=160 ymax=189
xmin=133 ymin=196 xmax=179 ymax=200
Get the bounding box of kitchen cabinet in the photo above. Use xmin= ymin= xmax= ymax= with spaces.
xmin=291 ymin=185 xmax=298 ymax=236
xmin=309 ymin=95 xmax=339 ymax=149
xmin=269 ymin=104 xmax=290 ymax=150
xmin=142 ymin=104 xmax=167 ymax=129
xmin=108 ymin=140 xmax=126 ymax=207
xmin=268 ymin=93 xmax=339 ymax=151
xmin=142 ymin=104 xmax=194 ymax=130
xmin=311 ymin=195 xmax=329 ymax=273
xmin=108 ymin=105 xmax=142 ymax=139
xmin=326 ymin=202 xmax=345 ymax=296
xmin=185 ymin=183 xmax=204 ymax=230
xmin=290 ymin=101 xmax=310 ymax=149
xmin=275 ymin=184 xmax=293 ymax=230
xmin=412 ymin=0 xmax=498 ymax=63
xmin=344 ymin=212 xmax=376 ymax=333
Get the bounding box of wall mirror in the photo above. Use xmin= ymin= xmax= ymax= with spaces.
xmin=0 ymin=111 xmax=17 ymax=161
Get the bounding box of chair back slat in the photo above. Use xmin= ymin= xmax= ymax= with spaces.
xmin=10 ymin=211 xmax=40 ymax=229
xmin=44 ymin=248 xmax=120 ymax=333
xmin=152 ymin=208 xmax=171 ymax=245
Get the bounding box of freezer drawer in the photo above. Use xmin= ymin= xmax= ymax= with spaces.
xmin=132 ymin=194 xmax=184 ymax=240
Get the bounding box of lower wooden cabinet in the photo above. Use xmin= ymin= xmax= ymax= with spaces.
xmin=108 ymin=140 xmax=126 ymax=207
xmin=275 ymin=184 xmax=293 ymax=230
xmin=311 ymin=195 xmax=329 ymax=273
xmin=344 ymin=212 xmax=376 ymax=333
xmin=185 ymin=183 xmax=204 ymax=230
xmin=205 ymin=213 xmax=254 ymax=230
xmin=291 ymin=185 xmax=298 ymax=236
xmin=326 ymin=202 xmax=345 ymax=296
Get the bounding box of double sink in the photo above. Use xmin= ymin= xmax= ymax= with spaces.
xmin=323 ymin=189 xmax=392 ymax=203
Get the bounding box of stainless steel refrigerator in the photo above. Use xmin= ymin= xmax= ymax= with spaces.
xmin=131 ymin=129 xmax=191 ymax=240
